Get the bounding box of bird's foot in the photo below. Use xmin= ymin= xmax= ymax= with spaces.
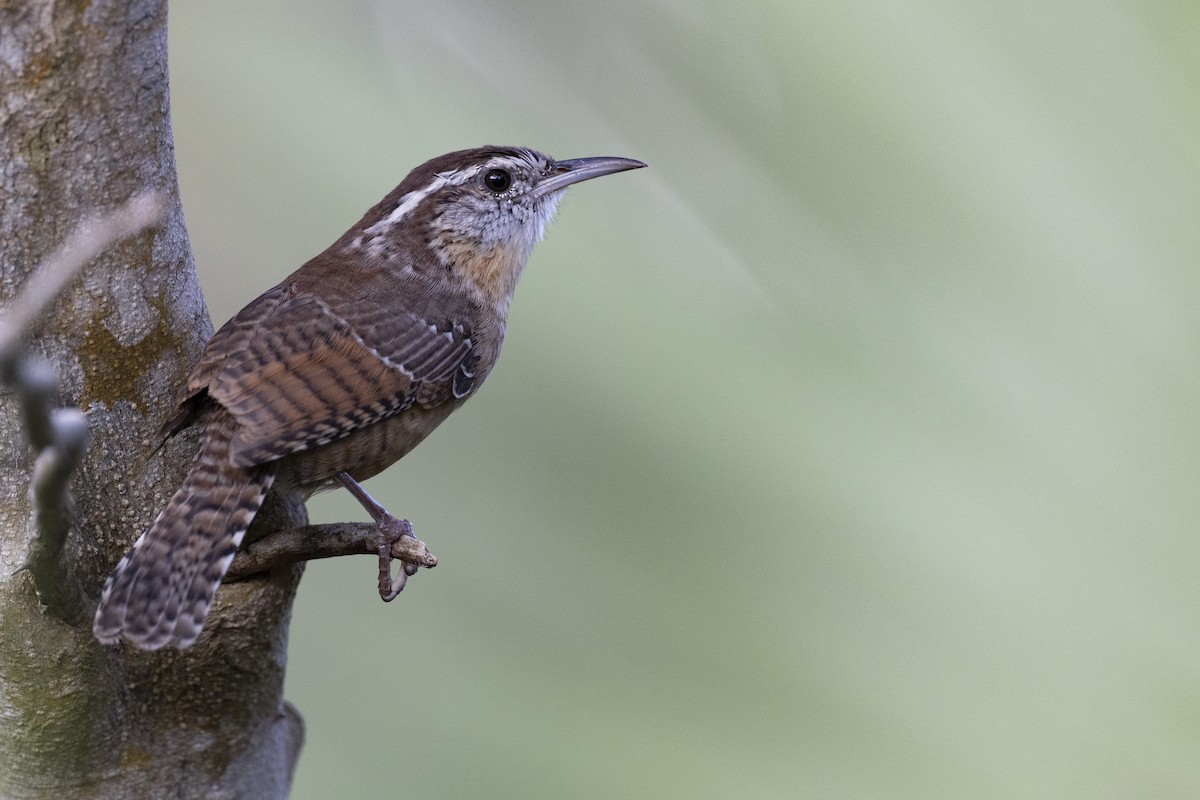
xmin=376 ymin=514 xmax=419 ymax=601
xmin=336 ymin=471 xmax=434 ymax=602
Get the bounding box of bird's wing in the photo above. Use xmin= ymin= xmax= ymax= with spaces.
xmin=187 ymin=287 xmax=477 ymax=467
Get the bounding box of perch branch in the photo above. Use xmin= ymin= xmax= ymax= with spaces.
xmin=226 ymin=521 xmax=438 ymax=580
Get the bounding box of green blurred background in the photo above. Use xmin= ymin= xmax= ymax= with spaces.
xmin=169 ymin=2 xmax=1200 ymax=797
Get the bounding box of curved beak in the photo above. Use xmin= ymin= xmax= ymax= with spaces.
xmin=535 ymin=156 xmax=647 ymax=197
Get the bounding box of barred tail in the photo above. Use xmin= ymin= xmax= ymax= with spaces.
xmin=93 ymin=411 xmax=275 ymax=650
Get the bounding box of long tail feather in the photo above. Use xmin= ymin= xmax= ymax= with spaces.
xmin=93 ymin=411 xmax=274 ymax=650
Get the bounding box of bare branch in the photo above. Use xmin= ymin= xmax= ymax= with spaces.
xmin=22 ymin=408 xmax=89 ymax=614
xmin=0 ymin=190 xmax=164 ymax=361
xmin=227 ymin=521 xmax=438 ymax=581
xmin=8 ymin=357 xmax=57 ymax=449
xmin=1 ymin=192 xmax=165 ymax=616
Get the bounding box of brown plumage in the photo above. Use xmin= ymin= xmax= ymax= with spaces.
xmin=94 ymin=146 xmax=645 ymax=649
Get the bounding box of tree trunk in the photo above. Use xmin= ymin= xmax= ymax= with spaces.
xmin=0 ymin=2 xmax=305 ymax=796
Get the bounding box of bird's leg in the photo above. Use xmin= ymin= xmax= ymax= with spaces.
xmin=336 ymin=471 xmax=422 ymax=601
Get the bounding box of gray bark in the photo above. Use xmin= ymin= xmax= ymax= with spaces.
xmin=0 ymin=1 xmax=306 ymax=796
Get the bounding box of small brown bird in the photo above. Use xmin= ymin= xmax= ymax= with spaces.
xmin=94 ymin=146 xmax=645 ymax=649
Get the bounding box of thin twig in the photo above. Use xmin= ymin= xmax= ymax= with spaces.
xmin=22 ymin=409 xmax=89 ymax=613
xmin=0 ymin=190 xmax=164 ymax=363
xmin=11 ymin=358 xmax=57 ymax=450
xmin=226 ymin=521 xmax=438 ymax=581
xmin=2 ymin=191 xmax=165 ymax=617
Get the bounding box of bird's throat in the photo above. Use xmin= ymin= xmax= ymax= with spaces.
xmin=443 ymin=239 xmax=528 ymax=319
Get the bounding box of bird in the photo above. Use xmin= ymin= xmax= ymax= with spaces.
xmin=93 ymin=145 xmax=646 ymax=650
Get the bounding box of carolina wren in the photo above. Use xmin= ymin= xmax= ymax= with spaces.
xmin=93 ymin=146 xmax=646 ymax=649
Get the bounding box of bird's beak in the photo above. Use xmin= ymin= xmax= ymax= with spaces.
xmin=535 ymin=156 xmax=647 ymax=197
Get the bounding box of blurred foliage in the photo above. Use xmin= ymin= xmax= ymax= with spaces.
xmin=170 ymin=1 xmax=1200 ymax=797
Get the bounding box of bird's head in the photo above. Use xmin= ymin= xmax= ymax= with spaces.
xmin=347 ymin=146 xmax=645 ymax=315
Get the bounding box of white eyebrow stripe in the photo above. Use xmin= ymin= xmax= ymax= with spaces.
xmin=363 ymin=165 xmax=483 ymax=236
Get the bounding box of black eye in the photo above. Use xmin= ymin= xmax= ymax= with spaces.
xmin=483 ymin=168 xmax=512 ymax=193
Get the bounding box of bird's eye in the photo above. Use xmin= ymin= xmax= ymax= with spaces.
xmin=483 ymin=168 xmax=512 ymax=194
